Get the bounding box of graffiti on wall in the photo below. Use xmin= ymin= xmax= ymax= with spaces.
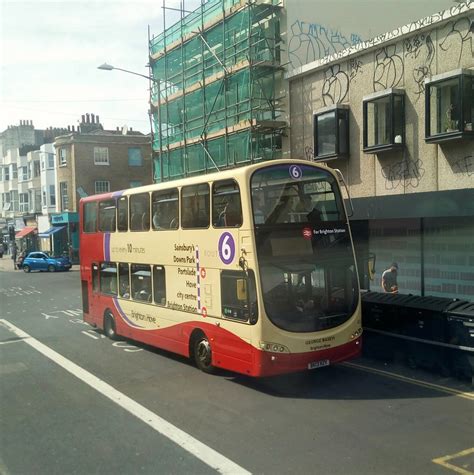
xmin=373 ymin=45 xmax=404 ymax=91
xmin=405 ymin=34 xmax=435 ymax=101
xmin=453 ymin=154 xmax=474 ymax=177
xmin=381 ymin=158 xmax=425 ymax=190
xmin=349 ymin=58 xmax=363 ymax=81
xmin=439 ymin=17 xmax=474 ymax=65
xmin=322 ymin=65 xmax=349 ymax=106
xmin=289 ymin=2 xmax=471 ymax=73
xmin=288 ymin=20 xmax=362 ymax=69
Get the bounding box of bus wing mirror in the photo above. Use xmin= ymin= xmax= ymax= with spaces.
xmin=236 ymin=279 xmax=247 ymax=301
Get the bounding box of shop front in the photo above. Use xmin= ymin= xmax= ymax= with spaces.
xmin=50 ymin=212 xmax=79 ymax=263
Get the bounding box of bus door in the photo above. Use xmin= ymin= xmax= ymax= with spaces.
xmin=89 ymin=263 xmax=101 ymax=325
xmin=217 ymin=269 xmax=258 ymax=363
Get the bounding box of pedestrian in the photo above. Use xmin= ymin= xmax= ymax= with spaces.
xmin=381 ymin=262 xmax=399 ymax=293
xmin=11 ymin=243 xmax=17 ymax=269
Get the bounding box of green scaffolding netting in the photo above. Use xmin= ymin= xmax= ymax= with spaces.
xmin=153 ymin=129 xmax=282 ymax=181
xmin=149 ymin=0 xmax=283 ymax=182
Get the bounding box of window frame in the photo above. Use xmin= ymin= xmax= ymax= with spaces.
xmin=83 ymin=201 xmax=98 ymax=233
xmin=117 ymin=196 xmax=129 ymax=232
xmin=212 ymin=179 xmax=243 ymax=228
xmin=181 ymin=183 xmax=210 ymax=229
xmin=98 ymin=199 xmax=116 ymax=233
xmin=129 ymin=192 xmax=150 ymax=232
xmin=425 ymin=69 xmax=474 ymax=143
xmin=363 ymin=88 xmax=405 ymax=154
xmin=313 ymin=104 xmax=350 ymax=161
xmin=128 ymin=147 xmax=143 ymax=167
xmin=94 ymin=146 xmax=110 ymax=166
xmin=152 ymin=188 xmax=179 ymax=231
xmin=95 ymin=180 xmax=110 ymax=194
xmin=59 ymin=148 xmax=67 ymax=166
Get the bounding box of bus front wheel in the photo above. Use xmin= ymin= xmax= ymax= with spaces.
xmin=192 ymin=333 xmax=215 ymax=374
xmin=104 ymin=311 xmax=118 ymax=340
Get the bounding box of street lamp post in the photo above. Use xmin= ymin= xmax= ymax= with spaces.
xmin=97 ymin=62 xmax=162 ymax=180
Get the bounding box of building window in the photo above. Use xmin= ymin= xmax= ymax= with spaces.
xmin=94 ymin=147 xmax=109 ymax=165
xmin=12 ymin=164 xmax=17 ymax=179
xmin=128 ymin=148 xmax=143 ymax=166
xmin=42 ymin=188 xmax=47 ymax=206
xmin=95 ymin=181 xmax=110 ymax=194
xmin=33 ymin=160 xmax=41 ymax=177
xmin=363 ymin=89 xmax=405 ymax=153
xmin=48 ymin=153 xmax=55 ymax=168
xmin=49 ymin=185 xmax=56 ymax=206
xmin=425 ymin=69 xmax=474 ymax=143
xmin=60 ymin=181 xmax=69 ymax=211
xmin=19 ymin=166 xmax=28 ymax=182
xmin=313 ymin=105 xmax=350 ymax=160
xmin=19 ymin=193 xmax=29 ymax=212
xmin=59 ymin=148 xmax=67 ymax=166
xmin=130 ymin=181 xmax=142 ymax=188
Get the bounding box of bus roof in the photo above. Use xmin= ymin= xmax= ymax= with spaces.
xmin=79 ymin=159 xmax=335 ymax=203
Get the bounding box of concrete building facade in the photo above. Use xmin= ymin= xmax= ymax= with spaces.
xmin=287 ymin=4 xmax=473 ymax=299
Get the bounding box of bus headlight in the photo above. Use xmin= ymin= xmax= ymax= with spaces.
xmin=259 ymin=342 xmax=290 ymax=353
xmin=350 ymin=328 xmax=363 ymax=339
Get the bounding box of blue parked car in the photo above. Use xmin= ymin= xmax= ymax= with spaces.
xmin=21 ymin=252 xmax=71 ymax=273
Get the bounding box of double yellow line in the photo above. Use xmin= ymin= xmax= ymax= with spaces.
xmin=342 ymin=361 xmax=474 ymax=401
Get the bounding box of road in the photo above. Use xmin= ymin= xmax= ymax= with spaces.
xmin=1 ymin=261 xmax=473 ymax=475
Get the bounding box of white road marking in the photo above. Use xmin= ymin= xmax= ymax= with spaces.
xmin=0 ymin=319 xmax=251 ymax=475
xmin=81 ymin=331 xmax=100 ymax=340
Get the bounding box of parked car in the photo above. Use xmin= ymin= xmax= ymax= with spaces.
xmin=21 ymin=252 xmax=71 ymax=273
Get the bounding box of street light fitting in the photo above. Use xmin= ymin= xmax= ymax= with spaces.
xmin=98 ymin=63 xmax=114 ymax=71
xmin=97 ymin=63 xmax=158 ymax=83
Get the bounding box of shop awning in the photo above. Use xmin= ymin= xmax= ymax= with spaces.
xmin=38 ymin=226 xmax=65 ymax=238
xmin=15 ymin=226 xmax=37 ymax=238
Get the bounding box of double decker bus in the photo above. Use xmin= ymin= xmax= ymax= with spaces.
xmin=80 ymin=159 xmax=361 ymax=376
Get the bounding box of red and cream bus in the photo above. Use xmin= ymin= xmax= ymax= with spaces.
xmin=80 ymin=159 xmax=361 ymax=376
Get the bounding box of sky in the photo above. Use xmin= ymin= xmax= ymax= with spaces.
xmin=0 ymin=0 xmax=458 ymax=134
xmin=0 ymin=0 xmax=201 ymax=134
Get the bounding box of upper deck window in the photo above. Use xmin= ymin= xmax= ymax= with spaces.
xmin=83 ymin=202 xmax=97 ymax=233
xmin=130 ymin=193 xmax=150 ymax=231
xmin=212 ymin=179 xmax=242 ymax=228
xmin=363 ymin=89 xmax=405 ymax=153
xmin=152 ymin=189 xmax=179 ymax=230
xmin=425 ymin=69 xmax=473 ymax=143
xmin=117 ymin=196 xmax=128 ymax=232
xmin=251 ymin=164 xmax=343 ymax=226
xmin=181 ymin=184 xmax=210 ymax=229
xmin=98 ymin=199 xmax=116 ymax=232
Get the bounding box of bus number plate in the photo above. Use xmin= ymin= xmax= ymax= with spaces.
xmin=308 ymin=359 xmax=330 ymax=370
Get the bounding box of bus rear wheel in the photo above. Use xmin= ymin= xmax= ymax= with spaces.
xmin=192 ymin=333 xmax=215 ymax=374
xmin=104 ymin=311 xmax=118 ymax=340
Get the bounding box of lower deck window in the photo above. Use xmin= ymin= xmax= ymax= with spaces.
xmin=153 ymin=265 xmax=166 ymax=305
xmin=131 ymin=264 xmax=152 ymax=302
xmin=100 ymin=262 xmax=117 ymax=295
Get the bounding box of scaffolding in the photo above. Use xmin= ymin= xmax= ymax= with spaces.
xmin=149 ymin=0 xmax=285 ymax=182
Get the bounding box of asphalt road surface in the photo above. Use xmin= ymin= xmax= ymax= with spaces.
xmin=1 ymin=263 xmax=473 ymax=475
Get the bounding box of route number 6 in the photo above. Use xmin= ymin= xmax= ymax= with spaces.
xmin=218 ymin=232 xmax=235 ymax=265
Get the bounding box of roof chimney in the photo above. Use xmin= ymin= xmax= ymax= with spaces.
xmin=81 ymin=115 xmax=85 ymax=123
xmin=86 ymin=113 xmax=90 ymax=123
xmin=96 ymin=115 xmax=99 ymax=123
xmin=91 ymin=113 xmax=95 ymax=123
